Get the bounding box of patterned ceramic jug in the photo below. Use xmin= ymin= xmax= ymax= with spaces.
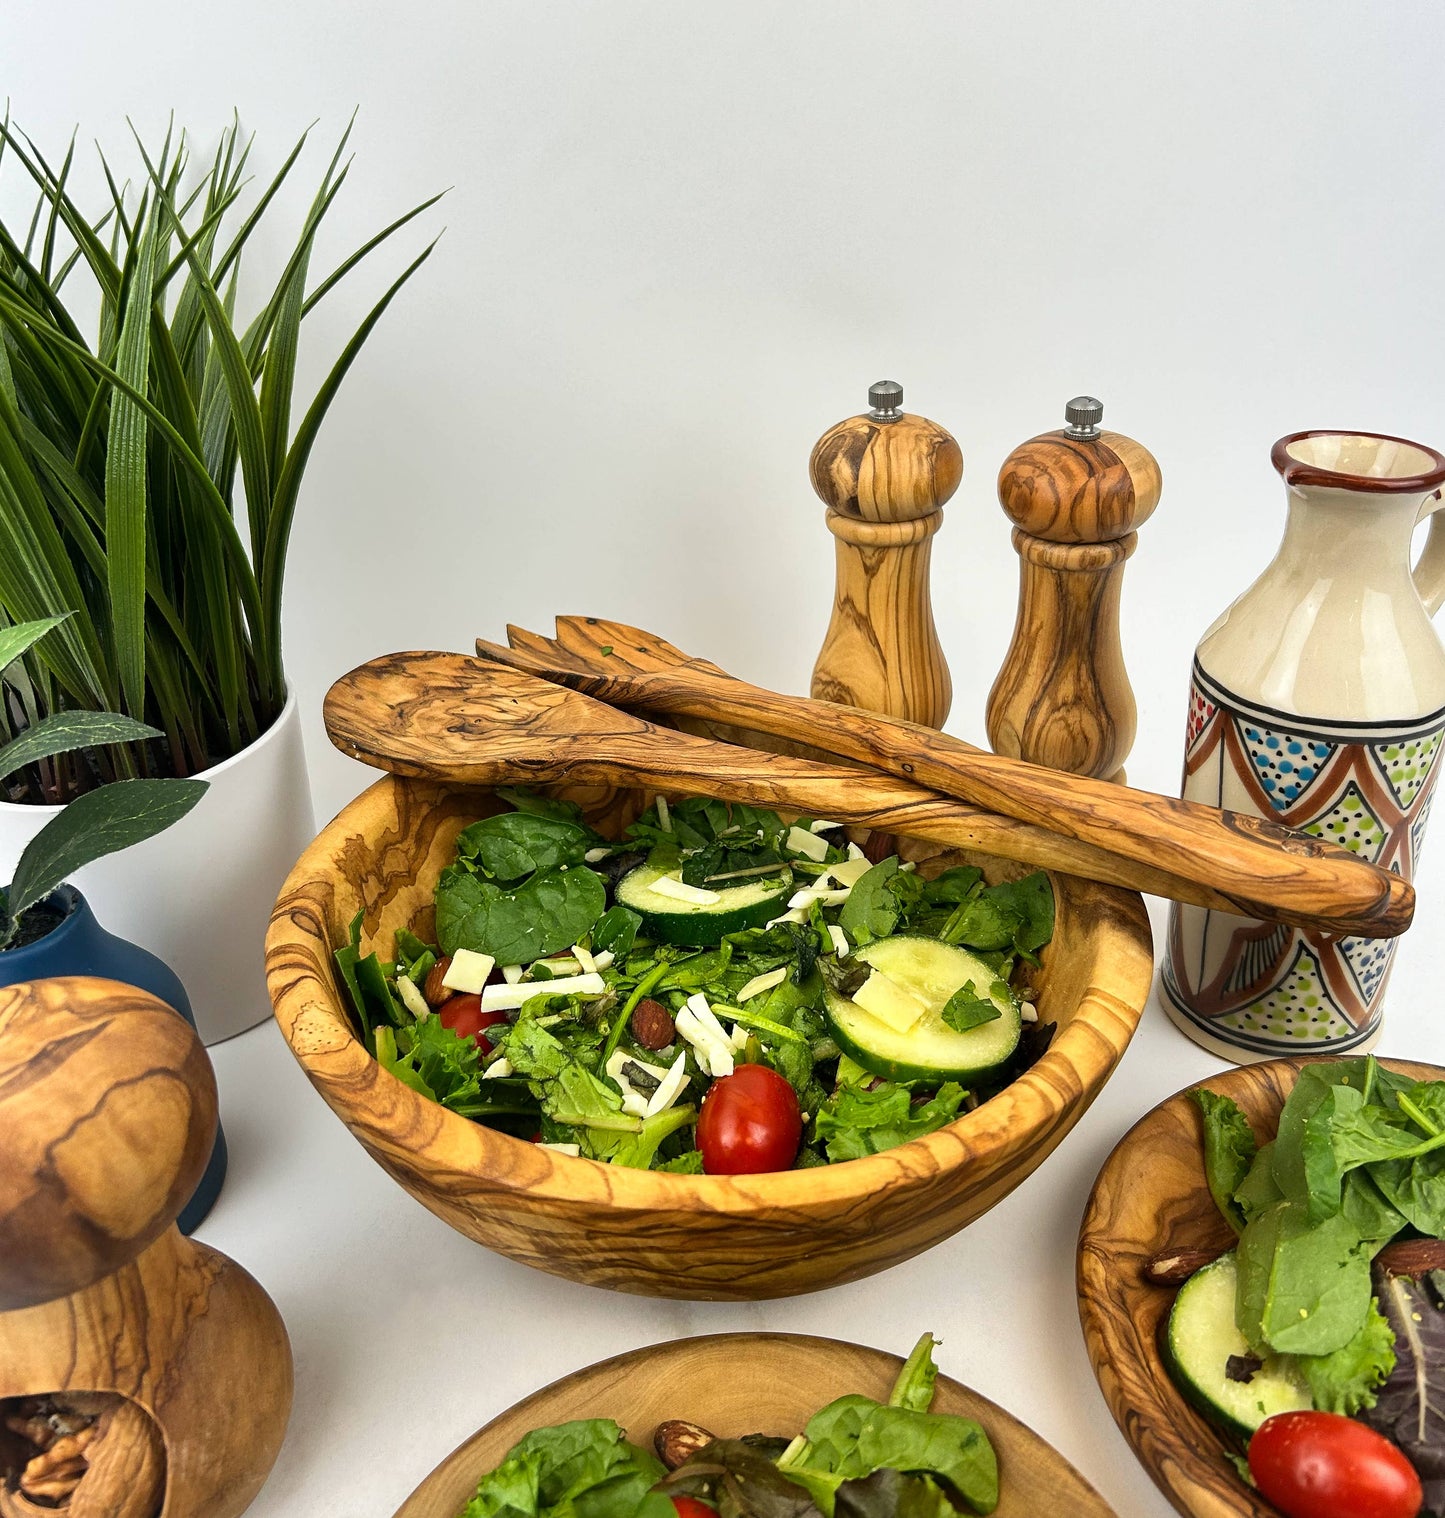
xmin=1162 ymin=430 xmax=1445 ymax=1061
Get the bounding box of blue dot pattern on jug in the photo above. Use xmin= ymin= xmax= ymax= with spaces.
xmin=1242 ymin=724 xmax=1335 ymax=809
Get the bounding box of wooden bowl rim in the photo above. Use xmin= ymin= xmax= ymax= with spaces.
xmin=268 ymin=774 xmax=1153 ymax=1210
xmin=1076 ymin=1054 xmax=1444 ymax=1518
xmin=393 ymin=1330 xmax=1116 ymax=1518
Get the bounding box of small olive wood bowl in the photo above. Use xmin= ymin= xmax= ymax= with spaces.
xmin=392 ymin=1332 xmax=1116 ymax=1518
xmin=1077 ymin=1056 xmax=1441 ymax=1518
xmin=267 ymin=773 xmax=1153 ymax=1299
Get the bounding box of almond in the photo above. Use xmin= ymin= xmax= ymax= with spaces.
xmin=630 ymin=998 xmax=675 ymax=1051
xmin=1143 ymin=1246 xmax=1226 ymax=1286
xmin=653 ymin=1419 xmax=715 ymax=1470
xmin=424 ymin=956 xmax=454 ymax=1007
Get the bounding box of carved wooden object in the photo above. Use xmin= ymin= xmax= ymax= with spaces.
xmin=475 ymin=618 xmax=1413 ymax=940
xmin=269 ymin=721 xmax=1152 ymax=1297
xmin=0 ymin=978 xmax=292 ymax=1518
xmin=394 ymin=1333 xmax=1116 ymax=1517
xmin=986 ymin=397 xmax=1162 ymax=783
xmin=809 ymin=381 xmax=961 ymax=728
xmin=1077 ymin=1055 xmax=1439 ymax=1518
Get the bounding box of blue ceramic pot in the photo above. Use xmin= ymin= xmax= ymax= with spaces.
xmin=0 ymin=883 xmax=227 ymax=1234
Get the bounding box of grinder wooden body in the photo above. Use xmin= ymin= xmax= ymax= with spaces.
xmin=0 ymin=978 xmax=291 ymax=1518
xmin=985 ymin=404 xmax=1161 ymax=783
xmin=809 ymin=383 xmax=962 ymax=729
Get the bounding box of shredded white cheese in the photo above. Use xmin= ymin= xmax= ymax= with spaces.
xmin=644 ymin=1051 xmax=690 ymax=1117
xmin=828 ymin=924 xmax=850 ymax=959
xmin=396 ymin=975 xmax=430 ymax=1019
xmin=479 ymin=972 xmax=606 ymax=1010
xmin=571 ymin=943 xmax=597 ymax=975
xmin=501 ymin=964 xmax=524 ymax=985
xmin=652 ymin=873 xmax=722 ymax=906
xmin=737 ymin=967 xmax=787 ymax=1003
xmin=482 ymin=1057 xmax=514 ymax=1080
xmin=442 ymin=948 xmax=496 ymax=994
xmin=537 ymin=1141 xmax=581 ymax=1157
xmin=785 ymin=824 xmax=830 ymax=861
xmin=809 ymin=818 xmax=843 ymax=832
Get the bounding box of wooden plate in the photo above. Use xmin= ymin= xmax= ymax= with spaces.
xmin=393 ymin=1332 xmax=1116 ymax=1518
xmin=1077 ymin=1056 xmax=1440 ymax=1518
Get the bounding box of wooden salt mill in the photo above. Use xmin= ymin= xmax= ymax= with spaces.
xmin=0 ymin=977 xmax=292 ymax=1518
xmin=809 ymin=381 xmax=962 ymax=728
xmin=985 ymin=396 xmax=1162 ymax=783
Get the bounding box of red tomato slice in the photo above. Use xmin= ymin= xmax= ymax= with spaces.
xmin=439 ymin=994 xmax=508 ymax=1049
xmin=671 ymin=1497 xmax=716 ymax=1518
xmin=1248 ymin=1411 xmax=1422 ymax=1518
xmin=697 ymin=1064 xmax=802 ymax=1175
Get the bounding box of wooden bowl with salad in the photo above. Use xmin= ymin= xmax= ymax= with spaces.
xmin=1079 ymin=1055 xmax=1444 ymax=1518
xmin=393 ymin=1331 xmax=1115 ymax=1518
xmin=266 ymin=773 xmax=1152 ymax=1298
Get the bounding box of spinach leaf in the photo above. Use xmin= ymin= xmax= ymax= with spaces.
xmin=436 ymin=863 xmax=606 ymax=964
xmin=456 ymin=812 xmax=594 ymax=883
xmin=1296 ymin=1296 xmax=1396 ymax=1414
xmin=1341 ymin=1168 xmax=1409 ymax=1245
xmin=1373 ymin=1148 xmax=1445 ymax=1237
xmin=495 ymin=787 xmax=600 ymax=834
xmin=939 ymin=983 xmax=1002 ymax=1036
xmin=814 ymin=1084 xmax=966 ymax=1164
xmin=799 ymin=1398 xmax=997 ymax=1516
xmin=461 ymin=1418 xmax=668 ymax=1518
xmin=1234 ymin=1142 xmax=1284 ymax=1224
xmin=939 ymin=873 xmax=1053 ymax=958
xmin=889 ymin=1333 xmax=941 ymax=1413
xmin=1299 ymin=1082 xmax=1444 ymax=1222
xmin=1192 ymin=1089 xmax=1257 ymax=1234
xmin=835 ymin=1470 xmax=963 ymax=1518
xmin=839 ymin=859 xmax=901 ymax=946
xmin=922 ymin=867 xmax=983 ymax=906
xmin=593 ymin=905 xmax=642 ymax=958
xmin=1361 ymin=1266 xmax=1445 ymax=1515
xmin=1235 ymin=1202 xmax=1372 ymax=1355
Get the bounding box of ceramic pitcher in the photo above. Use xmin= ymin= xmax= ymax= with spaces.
xmin=1161 ymin=430 xmax=1445 ymax=1061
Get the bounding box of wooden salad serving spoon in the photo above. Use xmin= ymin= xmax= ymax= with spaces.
xmin=326 ymin=650 xmax=1410 ymax=939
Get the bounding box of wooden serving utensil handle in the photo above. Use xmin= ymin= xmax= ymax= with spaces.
xmin=333 ymin=652 xmax=1411 ymax=938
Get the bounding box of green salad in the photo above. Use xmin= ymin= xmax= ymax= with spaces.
xmin=457 ymin=1333 xmax=999 ymax=1518
xmin=335 ymin=789 xmax=1054 ymax=1174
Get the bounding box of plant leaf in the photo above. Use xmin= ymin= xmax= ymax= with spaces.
xmin=103 ymin=192 xmax=158 ymax=716
xmin=6 ymin=776 xmax=206 ymax=918
xmin=0 ymin=613 xmax=70 ymax=674
xmin=0 ymin=709 xmax=160 ymax=783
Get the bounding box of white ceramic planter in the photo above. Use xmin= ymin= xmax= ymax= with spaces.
xmin=0 ymin=692 xmax=315 ymax=1045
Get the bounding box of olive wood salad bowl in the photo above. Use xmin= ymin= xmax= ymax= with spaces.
xmin=266 ymin=773 xmax=1153 ymax=1299
xmin=394 ymin=1332 xmax=1116 ymax=1517
xmin=1077 ymin=1057 xmax=1441 ymax=1518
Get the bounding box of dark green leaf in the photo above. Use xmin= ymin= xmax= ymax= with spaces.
xmin=814 ymin=1083 xmax=966 ymax=1164
xmin=593 ymin=905 xmax=642 ymax=958
xmin=939 ymin=982 xmax=1002 ymax=1035
xmin=436 ymin=864 xmax=606 ymax=964
xmin=835 ymin=1470 xmax=963 ymax=1518
xmin=838 ymin=858 xmax=901 ymax=946
xmin=0 ymin=709 xmax=160 ymax=782
xmin=456 ymin=812 xmax=593 ymax=883
xmin=1192 ymin=1089 xmax=1258 ymax=1234
xmin=0 ymin=612 xmax=69 ymax=673
xmin=6 ymin=777 xmax=206 ymax=920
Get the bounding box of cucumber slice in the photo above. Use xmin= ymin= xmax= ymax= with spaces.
xmin=615 ymin=861 xmax=792 ymax=946
xmin=823 ymin=935 xmax=1021 ymax=1082
xmin=1163 ymin=1252 xmax=1311 ymax=1438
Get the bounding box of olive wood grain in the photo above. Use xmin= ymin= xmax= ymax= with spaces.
xmin=1077 ymin=1057 xmax=1440 ymax=1518
xmin=0 ymin=978 xmax=293 ymax=1518
xmin=986 ymin=424 xmax=1163 ymax=781
xmin=470 ymin=617 xmax=1413 ymax=941
xmin=809 ymin=402 xmax=961 ymax=727
xmin=267 ymin=765 xmax=1152 ymax=1298
xmin=393 ymin=1334 xmax=1115 ymax=1518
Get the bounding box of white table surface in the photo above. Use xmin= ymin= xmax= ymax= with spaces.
xmin=199 ymin=822 xmax=1445 ymax=1518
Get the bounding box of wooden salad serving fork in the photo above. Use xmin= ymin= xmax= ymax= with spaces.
xmin=324 ymin=631 xmax=1411 ymax=939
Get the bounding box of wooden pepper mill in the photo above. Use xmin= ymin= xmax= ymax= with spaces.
xmin=0 ymin=977 xmax=292 ymax=1518
xmin=809 ymin=381 xmax=962 ymax=728
xmin=985 ymin=397 xmax=1162 ymax=783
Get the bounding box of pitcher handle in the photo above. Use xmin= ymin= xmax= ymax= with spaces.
xmin=1415 ymin=489 xmax=1445 ymax=616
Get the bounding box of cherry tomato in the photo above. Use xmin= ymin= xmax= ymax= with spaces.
xmin=439 ymin=994 xmax=508 ymax=1049
xmin=1249 ymin=1412 xmax=1422 ymax=1518
xmin=671 ymin=1499 xmax=716 ymax=1518
xmin=697 ymin=1064 xmax=802 ymax=1175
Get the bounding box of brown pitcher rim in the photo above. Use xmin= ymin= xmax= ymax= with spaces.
xmin=1272 ymin=429 xmax=1445 ymax=494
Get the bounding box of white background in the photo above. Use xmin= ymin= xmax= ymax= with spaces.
xmin=8 ymin=2 xmax=1445 ymax=1514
